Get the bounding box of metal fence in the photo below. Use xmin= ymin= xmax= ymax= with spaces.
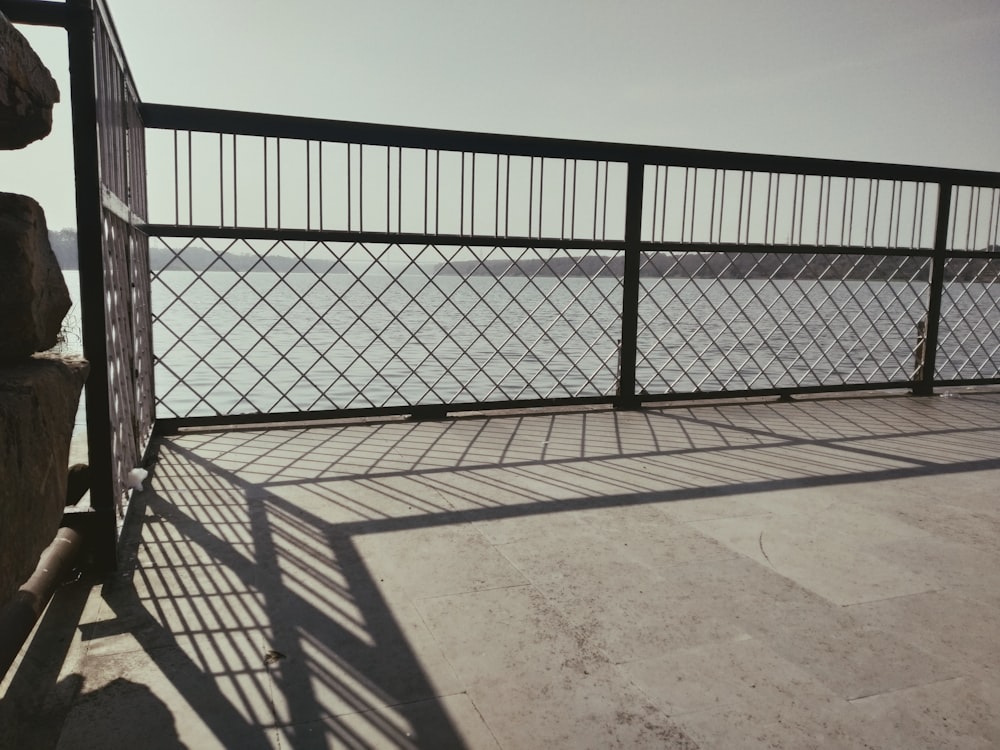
xmin=88 ymin=0 xmax=154 ymax=526
xmin=138 ymin=106 xmax=1000 ymax=429
xmin=4 ymin=0 xmax=154 ymax=564
xmin=5 ymin=0 xmax=1000 ymax=477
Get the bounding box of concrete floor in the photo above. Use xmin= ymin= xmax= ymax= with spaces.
xmin=3 ymin=392 xmax=1000 ymax=749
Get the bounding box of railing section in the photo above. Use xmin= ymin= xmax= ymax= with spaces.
xmin=91 ymin=0 xmax=153 ymax=519
xmin=67 ymin=0 xmax=153 ymax=551
xmin=140 ymin=109 xmax=1000 ymax=427
xmin=936 ymin=184 xmax=1000 ymax=382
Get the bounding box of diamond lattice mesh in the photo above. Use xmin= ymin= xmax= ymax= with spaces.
xmin=151 ymin=238 xmax=623 ymax=418
xmin=936 ymin=257 xmax=1000 ymax=380
xmin=635 ymin=250 xmax=931 ymax=393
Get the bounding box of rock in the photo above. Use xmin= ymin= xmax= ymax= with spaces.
xmin=0 ymin=353 xmax=87 ymax=607
xmin=0 ymin=193 xmax=71 ymax=362
xmin=0 ymin=13 xmax=60 ymax=149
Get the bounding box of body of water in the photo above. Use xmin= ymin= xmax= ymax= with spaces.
xmin=61 ymin=269 xmax=999 ymax=420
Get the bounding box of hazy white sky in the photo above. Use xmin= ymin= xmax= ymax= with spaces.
xmin=3 ymin=0 xmax=999 ymax=230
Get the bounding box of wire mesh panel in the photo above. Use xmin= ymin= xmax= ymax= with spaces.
xmin=636 ymin=251 xmax=930 ymax=393
xmin=102 ymin=214 xmax=154 ymax=513
xmin=150 ymin=238 xmax=623 ymax=418
xmin=92 ymin=0 xmax=153 ymax=517
xmin=936 ymin=185 xmax=1000 ymax=381
xmin=636 ymin=167 xmax=938 ymax=395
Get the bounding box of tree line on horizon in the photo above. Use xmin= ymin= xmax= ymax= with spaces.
xmin=49 ymin=229 xmax=999 ymax=282
xmin=48 ymin=230 xmax=347 ymax=274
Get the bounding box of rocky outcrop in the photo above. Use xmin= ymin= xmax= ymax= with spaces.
xmin=0 ymin=193 xmax=71 ymax=362
xmin=0 ymin=354 xmax=88 ymax=606
xmin=0 ymin=14 xmax=87 ymax=610
xmin=0 ymin=12 xmax=60 ymax=149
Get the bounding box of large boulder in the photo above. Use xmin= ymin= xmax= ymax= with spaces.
xmin=0 ymin=353 xmax=88 ymax=606
xmin=0 ymin=193 xmax=71 ymax=363
xmin=0 ymin=12 xmax=60 ymax=149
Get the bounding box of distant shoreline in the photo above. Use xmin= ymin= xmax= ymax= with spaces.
xmin=51 ymin=231 xmax=1000 ymax=282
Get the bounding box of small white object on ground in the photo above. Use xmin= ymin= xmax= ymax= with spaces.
xmin=126 ymin=467 xmax=148 ymax=491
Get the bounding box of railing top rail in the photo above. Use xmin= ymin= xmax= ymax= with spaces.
xmin=0 ymin=0 xmax=143 ymax=105
xmin=141 ymin=102 xmax=1000 ymax=188
xmin=0 ymin=0 xmax=71 ymax=26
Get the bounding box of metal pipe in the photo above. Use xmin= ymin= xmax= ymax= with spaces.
xmin=0 ymin=526 xmax=84 ymax=681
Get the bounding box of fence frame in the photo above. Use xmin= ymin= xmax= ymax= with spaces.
xmin=140 ymin=104 xmax=1000 ymax=432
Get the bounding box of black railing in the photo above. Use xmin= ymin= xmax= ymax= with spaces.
xmin=4 ymin=0 xmax=154 ymax=565
xmin=139 ymin=105 xmax=1000 ymax=430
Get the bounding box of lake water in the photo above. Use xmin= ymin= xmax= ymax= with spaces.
xmin=61 ymin=269 xmax=998 ymax=420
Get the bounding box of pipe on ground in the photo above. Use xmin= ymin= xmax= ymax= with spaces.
xmin=0 ymin=526 xmax=84 ymax=681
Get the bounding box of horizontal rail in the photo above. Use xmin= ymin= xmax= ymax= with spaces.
xmin=154 ymin=394 xmax=615 ymax=434
xmin=0 ymin=0 xmax=72 ymax=27
xmin=143 ymin=225 xmax=946 ymax=259
xmin=142 ymin=224 xmax=627 ymax=251
xmin=141 ymin=103 xmax=1000 ymax=188
xmin=153 ymin=379 xmax=940 ymax=435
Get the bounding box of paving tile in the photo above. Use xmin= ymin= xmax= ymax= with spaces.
xmin=690 ymin=512 xmax=937 ymax=605
xmin=847 ymin=591 xmax=1000 ymax=683
xmin=659 ymin=493 xmax=771 ymax=523
xmin=467 ymin=663 xmax=699 ymax=750
xmin=263 ymin=478 xmax=451 ymax=525
xmin=620 ymin=635 xmax=843 ymax=717
xmin=275 ymin=693 xmax=500 ymax=750
xmin=886 ymin=498 xmax=1000 ymax=553
xmin=848 ymin=677 xmax=1000 ymax=750
xmin=867 ymin=536 xmax=1000 ymax=611
xmin=266 ymin=596 xmax=463 ymax=723
xmin=472 ymin=504 xmax=595 ymax=546
xmin=417 ymin=584 xmax=606 ymax=682
xmin=353 ymin=523 xmax=528 ymax=600
xmin=83 ymin=561 xmax=268 ymax=658
xmin=743 ymin=489 xmax=933 ymax=541
xmin=535 ymin=563 xmax=753 ymax=663
xmin=756 ymin=624 xmax=956 ymax=701
xmin=673 ymin=703 xmax=874 ymax=750
xmin=496 ymin=518 xmax=734 ymax=593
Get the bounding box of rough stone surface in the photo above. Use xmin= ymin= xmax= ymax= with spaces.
xmin=0 ymin=12 xmax=60 ymax=149
xmin=0 ymin=353 xmax=87 ymax=608
xmin=0 ymin=193 xmax=71 ymax=362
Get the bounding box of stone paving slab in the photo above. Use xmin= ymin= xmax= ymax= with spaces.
xmin=3 ymin=392 xmax=1000 ymax=749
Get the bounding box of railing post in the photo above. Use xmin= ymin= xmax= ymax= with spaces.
xmin=914 ymin=182 xmax=951 ymax=397
xmin=615 ymin=161 xmax=643 ymax=409
xmin=67 ymin=0 xmax=118 ymax=572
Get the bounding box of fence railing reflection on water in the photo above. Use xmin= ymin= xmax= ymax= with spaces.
xmin=138 ymin=106 xmax=1000 ymax=428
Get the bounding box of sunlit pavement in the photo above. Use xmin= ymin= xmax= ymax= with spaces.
xmin=4 ymin=392 xmax=1000 ymax=749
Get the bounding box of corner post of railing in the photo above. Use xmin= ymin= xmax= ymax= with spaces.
xmin=615 ymin=161 xmax=643 ymax=409
xmin=67 ymin=0 xmax=117 ymax=572
xmin=914 ymin=182 xmax=951 ymax=397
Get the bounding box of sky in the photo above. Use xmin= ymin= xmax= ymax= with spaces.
xmin=3 ymin=0 xmax=999 ymax=231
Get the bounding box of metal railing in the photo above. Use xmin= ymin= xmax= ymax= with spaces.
xmin=3 ymin=0 xmax=998 ymax=564
xmin=3 ymin=0 xmax=154 ymax=565
xmin=139 ymin=106 xmax=1000 ymax=429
